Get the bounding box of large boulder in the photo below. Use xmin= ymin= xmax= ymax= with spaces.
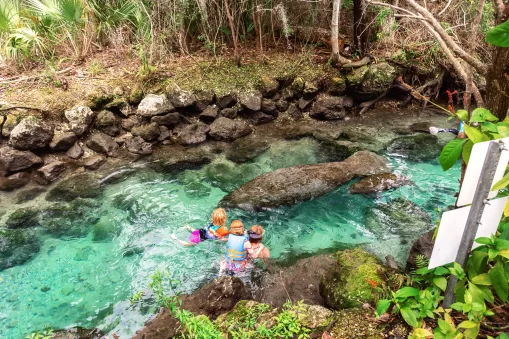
xmin=259 ymin=75 xmax=280 ymax=97
xmin=137 ymin=94 xmax=174 ymax=116
xmin=359 ymin=62 xmax=397 ymax=98
xmin=46 ymin=173 xmax=102 ymax=201
xmin=151 ymin=112 xmax=180 ymax=127
xmin=86 ymin=132 xmax=120 ymax=157
xmin=239 ymin=92 xmax=262 ymax=111
xmin=50 ymin=128 xmax=78 ymax=152
xmin=177 ymin=123 xmax=210 ymax=146
xmin=209 ymin=117 xmax=253 ymax=141
xmin=94 ymin=110 xmax=121 ymax=137
xmin=9 ymin=116 xmax=53 ymax=150
xmin=349 ymin=173 xmax=413 ymax=195
xmin=65 ymin=106 xmax=97 ymax=136
xmin=0 ymin=229 xmax=40 ymax=271
xmin=309 ymin=95 xmax=351 ymax=120
xmin=36 ymin=161 xmax=66 ymax=183
xmin=0 ymin=146 xmax=43 ymax=173
xmin=131 ymin=122 xmax=160 ymax=142
xmin=168 ymin=90 xmax=197 ymax=109
xmin=364 ymin=198 xmax=431 ymax=239
xmin=320 ymin=248 xmax=385 ymax=309
xmin=5 ymin=207 xmax=39 ymax=229
xmin=220 ymin=151 xmax=390 ymax=211
xmin=40 ymin=198 xmax=101 ymax=237
xmin=0 ymin=172 xmax=30 ymax=191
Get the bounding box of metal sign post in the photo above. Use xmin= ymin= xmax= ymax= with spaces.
xmin=442 ymin=141 xmax=505 ymax=307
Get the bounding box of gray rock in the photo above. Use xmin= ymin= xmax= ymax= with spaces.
xmin=220 ymin=107 xmax=238 ymax=119
xmin=46 ymin=173 xmax=102 ymax=201
xmin=275 ymin=100 xmax=289 ymax=112
xmin=199 ymin=105 xmax=219 ymax=124
xmin=158 ymin=126 xmax=171 ymax=141
xmin=83 ymin=155 xmax=107 ymax=170
xmin=195 ymin=90 xmax=216 ymax=112
xmin=6 ymin=207 xmax=39 ymax=229
xmin=131 ymin=122 xmax=160 ymax=142
xmin=66 ymin=142 xmax=84 ymax=159
xmin=86 ymin=132 xmax=120 ymax=157
xmin=168 ymin=90 xmax=197 ymax=108
xmin=239 ymin=92 xmax=263 ymax=111
xmin=122 ymin=115 xmax=142 ymax=131
xmin=151 ymin=112 xmax=180 ymax=127
xmin=298 ymin=98 xmax=313 ymax=111
xmin=127 ymin=136 xmax=153 ymax=155
xmin=349 ymin=173 xmax=413 ymax=195
xmin=95 ymin=110 xmax=121 ymax=136
xmin=177 ymin=123 xmax=210 ymax=146
xmin=9 ymin=116 xmax=54 ymax=150
xmin=286 ymin=103 xmax=303 ymax=119
xmin=259 ymin=76 xmax=280 ymax=97
xmin=242 ymin=111 xmax=275 ymax=125
xmin=261 ymin=99 xmax=278 ymax=115
xmin=50 ymin=130 xmax=77 ymax=152
xmin=209 ymin=117 xmax=253 ymax=141
xmin=221 ymin=151 xmax=390 ymax=211
xmin=147 ymin=145 xmax=213 ymax=173
xmin=65 ymin=106 xmax=97 ymax=136
xmin=226 ymin=136 xmax=270 ymax=163
xmin=15 ymin=187 xmax=46 ymax=204
xmin=217 ymin=93 xmax=237 ymax=108
xmin=303 ymin=81 xmax=319 ymax=98
xmin=309 ymin=95 xmax=347 ymax=120
xmin=0 ymin=172 xmax=30 ymax=191
xmin=0 ymin=229 xmax=40 ymax=271
xmin=36 ymin=161 xmax=66 ymax=183
xmin=137 ymin=94 xmax=174 ymax=116
xmin=0 ymin=146 xmax=43 ymax=173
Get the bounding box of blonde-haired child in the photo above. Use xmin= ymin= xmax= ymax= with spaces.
xmin=171 ymin=208 xmax=229 ymax=246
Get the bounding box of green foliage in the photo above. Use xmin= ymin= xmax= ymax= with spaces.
xmin=486 ymin=19 xmax=509 ymax=47
xmin=439 ymin=139 xmax=467 ymax=171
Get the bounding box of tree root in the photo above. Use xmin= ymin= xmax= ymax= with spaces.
xmin=342 ymin=57 xmax=371 ymax=69
xmin=359 ymin=83 xmax=410 ymax=114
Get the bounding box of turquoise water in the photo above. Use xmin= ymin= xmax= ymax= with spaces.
xmin=0 ymin=138 xmax=460 ymax=338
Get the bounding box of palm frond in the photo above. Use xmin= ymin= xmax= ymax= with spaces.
xmin=0 ymin=0 xmax=21 ymax=33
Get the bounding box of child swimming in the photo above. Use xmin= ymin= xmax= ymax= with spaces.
xmin=171 ymin=208 xmax=229 ymax=246
xmin=220 ymin=220 xmax=251 ymax=275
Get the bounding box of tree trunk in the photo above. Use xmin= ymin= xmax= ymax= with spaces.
xmin=353 ymin=0 xmax=368 ymax=56
xmin=486 ymin=47 xmax=509 ymax=121
xmin=331 ymin=0 xmax=341 ymax=62
xmin=223 ymin=0 xmax=241 ymax=65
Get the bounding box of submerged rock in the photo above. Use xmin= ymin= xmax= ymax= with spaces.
xmin=46 ymin=173 xmax=102 ymax=201
xmin=40 ymin=198 xmax=101 ymax=237
xmin=52 ymin=327 xmax=105 ymax=339
xmin=386 ymin=134 xmax=442 ymax=162
xmin=9 ymin=116 xmax=54 ymax=150
xmin=15 ymin=187 xmax=46 ymax=204
xmin=92 ymin=215 xmax=120 ymax=241
xmin=349 ymin=173 xmax=413 ymax=195
xmin=220 ymin=151 xmax=390 ymax=211
xmin=320 ymin=248 xmax=385 ymax=309
xmin=209 ymin=117 xmax=253 ymax=141
xmin=225 ymin=136 xmax=270 ymax=163
xmin=0 ymin=172 xmax=30 ymax=191
xmin=5 ymin=207 xmax=39 ymax=229
xmin=364 ymin=198 xmax=431 ymax=239
xmin=0 ymin=229 xmax=40 ymax=271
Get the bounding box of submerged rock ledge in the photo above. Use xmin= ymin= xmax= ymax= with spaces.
xmin=220 ymin=151 xmax=391 ymax=211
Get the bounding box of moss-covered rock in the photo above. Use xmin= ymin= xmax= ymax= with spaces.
xmin=360 ymin=62 xmax=397 ymax=96
xmin=386 ymin=134 xmax=442 ymax=162
xmin=92 ymin=215 xmax=120 ymax=242
xmin=46 ymin=173 xmax=102 ymax=202
xmin=5 ymin=207 xmax=39 ymax=229
xmin=86 ymin=88 xmax=114 ymax=110
xmin=320 ymin=248 xmax=385 ymax=309
xmin=328 ymin=76 xmax=347 ymax=95
xmin=259 ymin=75 xmax=280 ymax=97
xmin=0 ymin=229 xmax=40 ymax=271
xmin=346 ymin=66 xmax=369 ymax=87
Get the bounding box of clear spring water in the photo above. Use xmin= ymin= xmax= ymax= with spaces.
xmin=0 ymin=138 xmax=460 ymax=338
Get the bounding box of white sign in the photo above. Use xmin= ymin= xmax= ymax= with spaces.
xmin=456 ymin=138 xmax=509 ymax=207
xmin=429 ymin=196 xmax=508 ymax=269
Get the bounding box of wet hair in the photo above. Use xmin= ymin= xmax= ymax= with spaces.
xmin=229 ymin=220 xmax=245 ymax=235
xmin=212 ymin=208 xmax=227 ymax=227
xmin=248 ymin=225 xmax=264 ymax=243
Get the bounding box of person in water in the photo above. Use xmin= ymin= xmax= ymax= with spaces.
xmin=220 ymin=220 xmax=250 ymax=275
xmin=171 ymin=208 xmax=229 ymax=246
xmin=246 ymin=225 xmax=270 ymax=260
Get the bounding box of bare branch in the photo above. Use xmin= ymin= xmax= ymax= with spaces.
xmin=401 ymin=0 xmax=488 ymax=75
xmin=438 ymin=0 xmax=453 ymax=16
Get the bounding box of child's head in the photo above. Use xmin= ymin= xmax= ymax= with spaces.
xmin=211 ymin=208 xmax=227 ymax=227
xmin=229 ymin=220 xmax=245 ymax=235
xmin=248 ymin=225 xmax=265 ymax=243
